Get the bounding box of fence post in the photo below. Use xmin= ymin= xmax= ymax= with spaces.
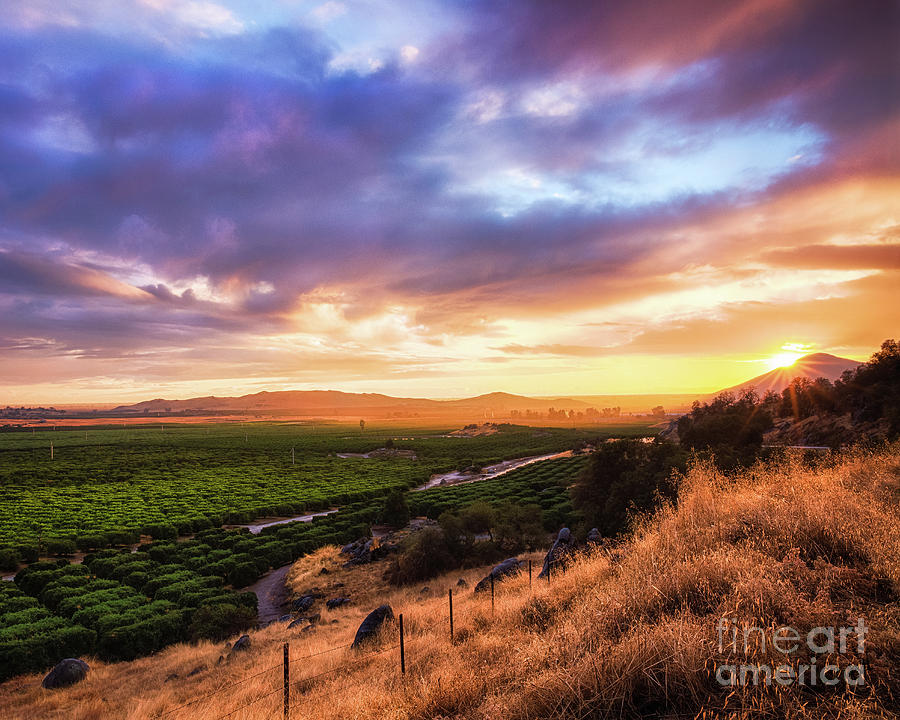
xmin=399 ymin=614 xmax=406 ymax=675
xmin=283 ymin=642 xmax=289 ymax=719
xmin=490 ymin=572 xmax=495 ymax=615
xmin=449 ymin=588 xmax=454 ymax=642
xmin=528 ymin=560 xmax=532 ymax=588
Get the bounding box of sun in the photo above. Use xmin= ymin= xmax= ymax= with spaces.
xmin=764 ymin=343 xmax=810 ymax=371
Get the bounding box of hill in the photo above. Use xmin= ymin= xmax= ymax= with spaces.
xmin=3 ymin=446 xmax=897 ymax=718
xmin=112 ymin=389 xmax=597 ymax=417
xmin=721 ymin=352 xmax=861 ymax=396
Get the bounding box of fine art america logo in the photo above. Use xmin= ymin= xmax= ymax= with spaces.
xmin=715 ymin=618 xmax=867 ymax=687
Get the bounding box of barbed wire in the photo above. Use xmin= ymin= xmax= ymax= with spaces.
xmin=158 ymin=661 xmax=284 ymax=717
xmin=213 ymin=684 xmax=285 ymax=719
xmin=159 ymin=575 xmax=539 ymax=719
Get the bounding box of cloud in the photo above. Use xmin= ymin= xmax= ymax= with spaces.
xmin=0 ymin=1 xmax=897 ymax=399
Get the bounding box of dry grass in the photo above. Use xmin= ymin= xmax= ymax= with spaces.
xmin=2 ymin=445 xmax=899 ymax=719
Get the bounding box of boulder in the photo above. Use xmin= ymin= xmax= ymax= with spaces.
xmin=292 ymin=595 xmax=315 ymax=612
xmin=456 ymin=577 xmax=468 ymax=588
xmin=538 ymin=528 xmax=576 ymax=578
xmin=326 ymin=597 xmax=351 ymax=609
xmin=586 ymin=528 xmax=602 ymax=545
xmin=474 ymin=558 xmax=522 ymax=593
xmin=276 ymin=614 xmax=293 ymax=623
xmin=41 ymin=659 xmax=89 ymax=689
xmin=351 ymin=605 xmax=395 ymax=648
xmin=230 ymin=635 xmax=251 ymax=653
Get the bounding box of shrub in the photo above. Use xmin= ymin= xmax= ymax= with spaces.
xmin=377 ymin=489 xmax=410 ymax=528
xmin=44 ymin=538 xmax=76 ymax=556
xmin=14 ymin=544 xmax=39 ymax=564
xmin=142 ymin=524 xmax=177 ymax=541
xmin=385 ymin=527 xmax=454 ymax=586
xmin=188 ymin=603 xmax=255 ymax=642
xmin=228 ymin=562 xmax=261 ymax=588
xmin=0 ymin=548 xmax=21 ymax=572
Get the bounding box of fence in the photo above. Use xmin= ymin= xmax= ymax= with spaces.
xmin=154 ymin=558 xmax=550 ymax=719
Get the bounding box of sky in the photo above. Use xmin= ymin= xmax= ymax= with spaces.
xmin=1 ymin=0 xmax=898 ymax=404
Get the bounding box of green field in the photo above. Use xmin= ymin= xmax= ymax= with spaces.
xmin=0 ymin=421 xmax=650 ymax=546
xmin=408 ymin=454 xmax=589 ymax=530
xmin=0 ymin=419 xmax=653 ymax=680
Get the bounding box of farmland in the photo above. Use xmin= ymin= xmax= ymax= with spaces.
xmin=0 ymin=421 xmax=651 ymax=547
xmin=0 ymin=419 xmax=654 ymax=680
xmin=408 ymin=454 xmax=589 ymax=530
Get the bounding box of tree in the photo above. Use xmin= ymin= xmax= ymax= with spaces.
xmin=359 ymin=419 xmax=366 ymax=432
xmin=492 ymin=502 xmax=544 ymax=552
xmin=571 ymin=439 xmax=686 ymax=536
xmin=378 ymin=489 xmax=410 ymax=528
xmin=651 ymin=406 xmax=666 ymax=419
xmin=677 ymin=390 xmax=772 ymax=469
xmin=385 ymin=527 xmax=454 ymax=585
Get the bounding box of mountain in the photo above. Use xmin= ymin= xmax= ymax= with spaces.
xmin=111 ymin=389 xmax=594 ymax=417
xmin=721 ymin=352 xmax=861 ymax=396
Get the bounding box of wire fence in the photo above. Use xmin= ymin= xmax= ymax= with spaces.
xmin=155 ymin=558 xmax=552 ymax=720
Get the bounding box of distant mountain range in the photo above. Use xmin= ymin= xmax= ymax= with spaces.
xmin=105 ymin=353 xmax=862 ymax=418
xmin=721 ymin=353 xmax=861 ymax=396
xmin=111 ymin=389 xmax=597 ymax=416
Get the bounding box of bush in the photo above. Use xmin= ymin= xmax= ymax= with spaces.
xmin=385 ymin=527 xmax=454 ymax=586
xmin=0 ymin=548 xmax=21 ymax=572
xmin=228 ymin=562 xmax=261 ymax=588
xmin=189 ymin=603 xmax=255 ymax=642
xmin=377 ymin=489 xmax=410 ymax=528
xmin=44 ymin=538 xmax=76 ymax=556
xmin=142 ymin=524 xmax=177 ymax=541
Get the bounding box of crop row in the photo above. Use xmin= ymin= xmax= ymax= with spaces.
xmin=407 ymin=455 xmax=589 ymax=529
xmin=0 ymin=423 xmax=604 ymax=550
xmin=0 ymin=496 xmax=385 ymax=679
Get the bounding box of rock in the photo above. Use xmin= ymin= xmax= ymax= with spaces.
xmin=288 ymin=617 xmax=310 ymax=629
xmin=456 ymin=577 xmax=468 ymax=588
xmin=326 ymin=597 xmax=351 ymax=609
xmin=586 ymin=528 xmax=602 ymax=545
xmin=292 ymin=595 xmax=315 ymax=612
xmin=538 ymin=528 xmax=576 ymax=579
xmin=474 ymin=558 xmax=522 ymax=593
xmin=419 ymin=586 xmax=430 ymax=593
xmin=318 ymin=567 xmax=330 ymax=575
xmin=41 ymin=659 xmax=89 ymax=689
xmin=351 ymin=605 xmax=395 ymax=648
xmin=341 ymin=535 xmax=400 ymax=566
xmin=276 ymin=614 xmax=293 ymax=623
xmin=165 ymin=673 xmax=179 ymax=683
xmin=187 ymin=665 xmax=205 ymax=677
xmin=230 ymin=635 xmax=251 ymax=653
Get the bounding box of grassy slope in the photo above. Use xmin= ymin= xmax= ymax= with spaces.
xmin=1 ymin=446 xmax=898 ymax=719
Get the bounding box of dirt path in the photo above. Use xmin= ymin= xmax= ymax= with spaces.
xmin=248 ymin=564 xmax=293 ymax=625
xmin=414 ymin=450 xmax=573 ymax=491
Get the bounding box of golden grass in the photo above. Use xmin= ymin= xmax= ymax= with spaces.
xmin=2 ymin=445 xmax=898 ymax=719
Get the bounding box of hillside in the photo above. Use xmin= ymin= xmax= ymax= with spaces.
xmin=112 ymin=390 xmax=598 ymax=417
xmin=3 ymin=446 xmax=897 ymax=719
xmin=722 ymin=352 xmax=861 ymax=396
